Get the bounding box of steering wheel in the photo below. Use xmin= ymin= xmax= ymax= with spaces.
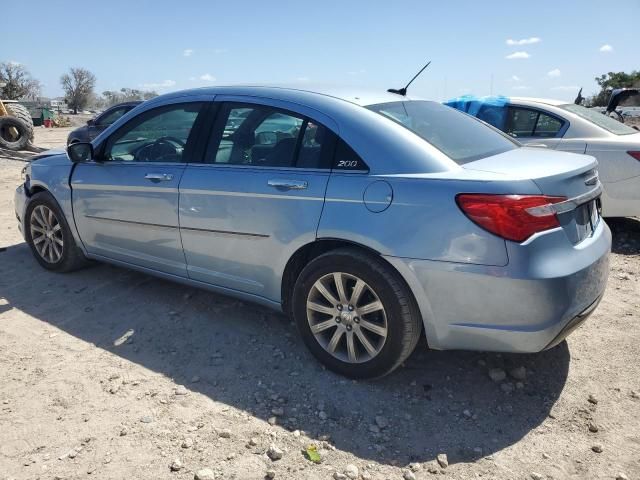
xmin=135 ymin=136 xmax=186 ymax=162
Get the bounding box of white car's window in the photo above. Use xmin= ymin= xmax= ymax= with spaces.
xmin=368 ymin=101 xmax=517 ymax=164
xmin=506 ymin=107 xmax=564 ymax=138
xmin=561 ymin=104 xmax=638 ymax=135
xmin=104 ymin=103 xmax=203 ymax=162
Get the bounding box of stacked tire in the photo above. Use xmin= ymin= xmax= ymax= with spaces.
xmin=0 ymin=102 xmax=34 ymax=151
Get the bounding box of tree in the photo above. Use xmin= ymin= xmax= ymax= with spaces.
xmin=100 ymin=88 xmax=158 ymax=107
xmin=0 ymin=62 xmax=41 ymax=100
xmin=587 ymin=70 xmax=640 ymax=107
xmin=60 ymin=67 xmax=96 ymax=114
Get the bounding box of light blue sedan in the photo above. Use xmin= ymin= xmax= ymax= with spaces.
xmin=14 ymin=86 xmax=610 ymax=378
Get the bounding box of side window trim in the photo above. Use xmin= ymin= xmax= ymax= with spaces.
xmin=331 ymin=137 xmax=370 ymax=173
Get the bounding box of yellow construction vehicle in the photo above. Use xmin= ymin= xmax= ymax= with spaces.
xmin=0 ymin=81 xmax=35 ymax=151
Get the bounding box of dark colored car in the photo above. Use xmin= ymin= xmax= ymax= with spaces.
xmin=66 ymin=101 xmax=142 ymax=145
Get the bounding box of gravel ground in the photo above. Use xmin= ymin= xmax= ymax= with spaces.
xmin=0 ymin=146 xmax=639 ymax=479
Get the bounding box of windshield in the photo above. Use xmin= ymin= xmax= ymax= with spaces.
xmin=366 ymin=101 xmax=518 ymax=164
xmin=560 ymin=104 xmax=638 ymax=135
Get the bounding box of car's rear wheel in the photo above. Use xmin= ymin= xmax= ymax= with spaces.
xmin=292 ymin=248 xmax=421 ymax=378
xmin=25 ymin=191 xmax=88 ymax=272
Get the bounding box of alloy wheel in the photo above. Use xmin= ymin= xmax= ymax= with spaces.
xmin=30 ymin=205 xmax=64 ymax=264
xmin=306 ymin=272 xmax=388 ymax=363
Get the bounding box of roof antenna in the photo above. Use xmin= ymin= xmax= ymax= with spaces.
xmin=574 ymin=87 xmax=584 ymax=105
xmin=388 ymin=61 xmax=431 ymax=96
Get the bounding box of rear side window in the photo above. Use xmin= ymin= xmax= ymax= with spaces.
xmin=367 ymin=101 xmax=517 ymax=165
xmin=206 ymin=103 xmax=333 ymax=169
xmin=506 ymin=107 xmax=564 ymax=138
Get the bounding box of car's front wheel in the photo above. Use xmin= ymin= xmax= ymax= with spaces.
xmin=25 ymin=191 xmax=88 ymax=272
xmin=292 ymin=248 xmax=422 ymax=378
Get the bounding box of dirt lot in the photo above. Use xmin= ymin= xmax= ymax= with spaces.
xmin=0 ymin=133 xmax=639 ymax=480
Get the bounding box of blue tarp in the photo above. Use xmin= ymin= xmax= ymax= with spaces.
xmin=444 ymin=95 xmax=510 ymax=130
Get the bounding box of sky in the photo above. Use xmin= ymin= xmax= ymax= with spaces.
xmin=3 ymin=0 xmax=639 ymax=102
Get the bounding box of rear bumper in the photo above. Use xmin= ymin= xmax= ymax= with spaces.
xmin=14 ymin=183 xmax=27 ymax=238
xmin=385 ymin=219 xmax=611 ymax=352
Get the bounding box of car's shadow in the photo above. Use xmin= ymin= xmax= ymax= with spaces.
xmin=606 ymin=217 xmax=640 ymax=255
xmin=0 ymin=241 xmax=570 ymax=466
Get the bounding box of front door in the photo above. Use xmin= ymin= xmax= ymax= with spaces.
xmin=71 ymin=101 xmax=206 ymax=276
xmin=179 ymin=101 xmax=334 ymax=302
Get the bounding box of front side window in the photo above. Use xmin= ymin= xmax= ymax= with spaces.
xmin=103 ymin=103 xmax=203 ymax=163
xmin=368 ymin=101 xmax=517 ymax=164
xmin=207 ymin=103 xmax=332 ymax=168
xmin=506 ymin=107 xmax=564 ymax=138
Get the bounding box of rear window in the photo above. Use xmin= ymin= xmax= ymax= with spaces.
xmin=367 ymin=101 xmax=518 ymax=164
xmin=560 ymin=104 xmax=638 ymax=135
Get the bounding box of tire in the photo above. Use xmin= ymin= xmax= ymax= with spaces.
xmin=292 ymin=248 xmax=422 ymax=379
xmin=0 ymin=116 xmax=30 ymax=150
xmin=24 ymin=191 xmax=89 ymax=272
xmin=5 ymin=103 xmax=34 ymax=141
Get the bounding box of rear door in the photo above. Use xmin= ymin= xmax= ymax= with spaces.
xmin=178 ymin=99 xmax=336 ymax=302
xmin=71 ymin=100 xmax=207 ymax=276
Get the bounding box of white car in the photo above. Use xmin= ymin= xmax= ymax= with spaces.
xmin=446 ymin=96 xmax=640 ymax=217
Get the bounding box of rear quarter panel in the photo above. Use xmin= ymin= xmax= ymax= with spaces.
xmin=317 ymin=172 xmax=543 ymax=267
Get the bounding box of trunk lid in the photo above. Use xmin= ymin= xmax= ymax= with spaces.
xmin=462 ymin=147 xmax=601 ymax=244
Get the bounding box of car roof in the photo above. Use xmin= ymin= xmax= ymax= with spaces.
xmin=113 ymin=101 xmax=143 ymax=107
xmin=509 ymin=97 xmax=568 ymax=107
xmin=446 ymin=95 xmax=569 ymax=108
xmin=155 ymin=85 xmax=420 ymax=108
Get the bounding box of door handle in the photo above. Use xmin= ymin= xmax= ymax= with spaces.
xmin=144 ymin=173 xmax=174 ymax=182
xmin=267 ymin=179 xmax=308 ymax=190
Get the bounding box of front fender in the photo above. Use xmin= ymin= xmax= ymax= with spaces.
xmin=26 ymin=155 xmax=86 ymax=254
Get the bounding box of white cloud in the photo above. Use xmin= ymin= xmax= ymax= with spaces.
xmin=506 ymin=51 xmax=531 ymax=60
xmin=348 ymin=69 xmax=367 ymax=76
xmin=547 ymin=68 xmax=561 ymax=78
xmin=141 ymin=79 xmax=176 ymax=90
xmin=510 ymin=75 xmax=522 ymax=82
xmin=199 ymin=73 xmax=215 ymax=81
xmin=295 ymin=76 xmax=310 ymax=82
xmin=506 ymin=37 xmax=541 ymax=46
xmin=551 ymin=85 xmax=580 ymax=91
xmin=183 ymin=49 xmax=194 ymax=57
xmin=599 ymin=44 xmax=613 ymax=53
xmin=213 ymin=48 xmax=228 ymax=54
xmin=512 ymin=85 xmax=531 ymax=91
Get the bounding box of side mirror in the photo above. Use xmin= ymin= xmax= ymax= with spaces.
xmin=67 ymin=142 xmax=94 ymax=163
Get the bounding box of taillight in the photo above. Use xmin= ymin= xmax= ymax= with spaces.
xmin=628 ymin=151 xmax=640 ymax=162
xmin=456 ymin=194 xmax=567 ymax=242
